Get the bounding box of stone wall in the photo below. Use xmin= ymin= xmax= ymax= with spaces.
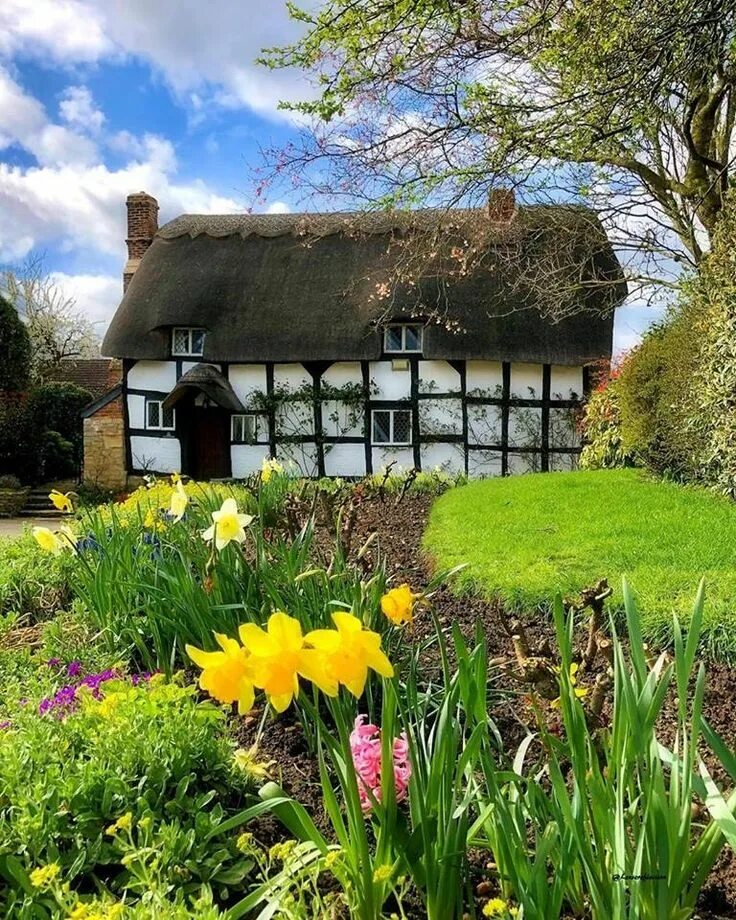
xmin=83 ymin=395 xmax=127 ymax=492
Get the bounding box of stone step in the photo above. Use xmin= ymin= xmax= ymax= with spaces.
xmin=18 ymin=509 xmax=66 ymax=518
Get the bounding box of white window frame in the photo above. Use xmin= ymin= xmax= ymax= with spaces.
xmin=231 ymin=413 xmax=260 ymax=444
xmin=383 ymin=323 xmax=424 ymax=354
xmin=371 ymin=408 xmax=413 ymax=446
xmin=172 ymin=327 xmax=206 ymax=357
xmin=145 ymin=399 xmax=176 ymax=431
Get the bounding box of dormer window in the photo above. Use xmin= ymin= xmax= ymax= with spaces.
xmin=172 ymin=327 xmax=205 ymax=357
xmin=384 ymin=323 xmax=424 ymax=354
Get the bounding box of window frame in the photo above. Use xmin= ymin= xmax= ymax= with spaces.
xmin=231 ymin=413 xmax=260 ymax=445
xmin=171 ymin=327 xmax=206 ymax=357
xmin=383 ymin=323 xmax=424 ymax=354
xmin=371 ymin=408 xmax=413 ymax=446
xmin=145 ymin=399 xmax=176 ymax=432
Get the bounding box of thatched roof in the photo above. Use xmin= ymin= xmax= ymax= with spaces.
xmin=103 ymin=206 xmax=624 ymax=366
xmin=162 ymin=363 xmax=245 ymax=411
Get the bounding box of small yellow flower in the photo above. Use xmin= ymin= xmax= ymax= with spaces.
xmin=380 ymin=584 xmax=419 ymax=626
xmin=269 ymin=839 xmax=297 ymax=862
xmin=106 ymin=812 xmax=133 ymax=836
xmin=170 ymin=471 xmax=181 ymax=484
xmin=169 ymin=480 xmax=188 ymax=522
xmin=143 ymin=508 xmax=157 ymax=529
xmin=30 ymin=862 xmax=61 ymax=889
xmin=236 ymin=832 xmax=255 ymax=854
xmin=306 ymin=612 xmax=394 ymax=698
xmin=186 ymin=633 xmax=256 ymax=714
xmin=233 ymin=746 xmax=274 ymax=781
xmin=49 ymin=490 xmax=74 ymax=512
xmin=324 ymin=849 xmax=342 ymax=869
xmin=372 ymin=864 xmax=393 ymax=883
xmin=483 ymin=898 xmax=509 ymax=918
xmin=138 ymin=815 xmax=152 ymax=831
xmin=201 ymin=497 xmax=254 ymax=549
xmin=69 ymin=904 xmax=90 ymax=919
xmin=32 ymin=526 xmax=66 ymax=555
xmin=551 ymin=662 xmax=589 ymax=708
xmin=261 ymin=457 xmax=283 ymax=483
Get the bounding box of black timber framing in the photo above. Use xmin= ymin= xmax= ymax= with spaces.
xmin=501 ymin=362 xmax=511 ymax=475
xmin=541 ymin=364 xmax=551 ymax=473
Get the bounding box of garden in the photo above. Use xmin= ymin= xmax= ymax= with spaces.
xmin=2 ymin=461 xmax=736 ymax=920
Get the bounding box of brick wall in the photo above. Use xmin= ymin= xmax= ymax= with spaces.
xmin=124 ymin=192 xmax=158 ymax=292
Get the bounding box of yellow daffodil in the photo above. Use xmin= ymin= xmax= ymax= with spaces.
xmin=201 ymin=497 xmax=254 ymax=549
xmin=170 ymin=471 xmax=181 ymax=484
xmin=30 ymin=862 xmax=60 ymax=889
xmin=380 ymin=584 xmax=419 ymax=626
xmin=186 ymin=633 xmax=255 ymax=714
xmin=239 ymin=611 xmax=338 ymax=712
xmin=169 ymin=480 xmax=188 ymax=522
xmin=261 ymin=457 xmax=283 ymax=483
xmin=143 ymin=508 xmax=157 ymax=529
xmin=306 ymin=611 xmax=394 ymax=698
xmin=551 ymin=662 xmax=589 ymax=708
xmin=49 ymin=489 xmax=74 ymax=512
xmin=32 ymin=526 xmax=66 ymax=555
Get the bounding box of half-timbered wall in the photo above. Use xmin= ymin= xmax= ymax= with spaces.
xmin=122 ymin=357 xmax=587 ymax=478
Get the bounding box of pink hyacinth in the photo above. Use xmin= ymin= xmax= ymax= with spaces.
xmin=349 ymin=715 xmax=411 ymax=812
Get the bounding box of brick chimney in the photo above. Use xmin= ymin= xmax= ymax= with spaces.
xmin=487 ymin=188 xmax=516 ymax=224
xmin=123 ymin=191 xmax=158 ymax=292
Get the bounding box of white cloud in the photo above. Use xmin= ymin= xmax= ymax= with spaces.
xmin=0 ymin=0 xmax=111 ymax=63
xmin=59 ymin=86 xmax=105 ymax=134
xmin=50 ymin=271 xmax=121 ymax=327
xmin=266 ymin=201 xmax=291 ymax=214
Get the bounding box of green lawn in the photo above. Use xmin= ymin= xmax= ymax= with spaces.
xmin=423 ymin=469 xmax=736 ymax=658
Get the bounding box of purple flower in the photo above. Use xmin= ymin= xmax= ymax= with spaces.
xmin=0 ymin=720 xmax=11 ymax=730
xmin=66 ymin=661 xmax=83 ymax=678
xmin=46 ymin=658 xmax=61 ymax=668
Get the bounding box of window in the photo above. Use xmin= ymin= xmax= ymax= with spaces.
xmin=172 ymin=327 xmax=206 ymax=356
xmin=146 ymin=399 xmax=175 ymax=431
xmin=383 ymin=324 xmax=424 ymax=353
xmin=231 ymin=413 xmax=259 ymax=444
xmin=372 ymin=409 xmax=412 ymax=445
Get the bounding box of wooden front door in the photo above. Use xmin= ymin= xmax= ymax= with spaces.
xmin=188 ymin=407 xmax=232 ymax=479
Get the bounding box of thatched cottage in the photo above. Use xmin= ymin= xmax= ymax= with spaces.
xmin=86 ymin=191 xmax=624 ymax=488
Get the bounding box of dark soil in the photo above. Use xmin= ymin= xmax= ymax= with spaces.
xmin=240 ymin=492 xmax=736 ymax=919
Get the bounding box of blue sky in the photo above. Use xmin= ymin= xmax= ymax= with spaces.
xmin=0 ymin=0 xmax=661 ymax=352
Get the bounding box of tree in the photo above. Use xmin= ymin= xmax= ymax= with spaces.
xmin=261 ymin=0 xmax=736 ymax=311
xmin=1 ymin=257 xmax=99 ymax=381
xmin=0 ymin=294 xmax=31 ymax=391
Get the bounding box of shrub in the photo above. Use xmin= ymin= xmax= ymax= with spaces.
xmin=0 ymin=674 xmax=255 ymax=915
xmin=0 ymin=532 xmax=72 ymax=621
xmin=0 ymin=295 xmax=30 ymax=392
xmin=0 ymin=475 xmax=21 ymax=489
xmin=26 ymin=382 xmax=93 ymax=480
xmin=579 ymin=369 xmax=632 ymax=470
xmin=0 ymin=395 xmax=37 ymax=482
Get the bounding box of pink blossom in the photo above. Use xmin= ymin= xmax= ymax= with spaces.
xmin=349 ymin=715 xmax=411 ymax=812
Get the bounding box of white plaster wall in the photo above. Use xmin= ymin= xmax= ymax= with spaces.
xmin=324 ymin=443 xmax=366 ymax=477
xmin=130 ymin=435 xmax=181 ymax=473
xmin=231 ymin=444 xmax=271 ymax=477
xmin=278 ymin=442 xmax=319 ymax=477
xmin=418 ymin=398 xmax=463 ymax=436
xmin=127 ymin=394 xmax=145 ymax=429
xmin=507 ymin=452 xmax=542 ymax=475
xmin=468 ymin=450 xmax=503 ymax=477
xmin=182 ymin=361 xmax=220 ymax=376
xmin=369 ymin=361 xmax=411 ymax=400
xmin=128 ymin=360 xmax=177 ymax=392
xmin=550 ymin=452 xmax=580 ymax=472
xmin=418 ymin=360 xmax=460 ymax=394
xmin=274 ymin=363 xmax=311 ymax=390
xmin=467 ymin=404 xmax=503 ymax=445
xmin=508 ymin=407 xmax=542 ymax=448
xmin=510 ymin=363 xmax=543 ymax=399
xmin=421 ymin=443 xmax=465 ymax=473
xmin=466 ymin=361 xmax=503 ymax=396
xmin=549 ymin=408 xmax=581 ymax=449
xmin=229 ymin=365 xmax=268 ymax=409
xmin=551 ymin=365 xmax=584 ymax=400
xmin=322 ymin=362 xmax=362 ymax=388
xmin=323 ymin=400 xmax=364 ymax=437
xmin=371 ymin=447 xmax=415 ymax=473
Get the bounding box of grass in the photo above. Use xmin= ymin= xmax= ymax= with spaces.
xmin=423 ymin=468 xmax=736 ymax=658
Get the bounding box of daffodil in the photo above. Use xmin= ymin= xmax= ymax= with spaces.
xmin=201 ymin=497 xmax=253 ymax=549
xmin=169 ymin=480 xmax=188 ymax=522
xmin=551 ymin=662 xmax=589 ymax=708
xmin=239 ymin=611 xmax=337 ymax=711
xmin=186 ymin=633 xmax=255 ymax=714
xmin=261 ymin=457 xmax=283 ymax=483
xmin=307 ymin=612 xmax=394 ymax=698
xmin=49 ymin=489 xmax=74 ymax=512
xmin=380 ymin=584 xmax=418 ymax=626
xmin=32 ymin=526 xmax=66 ymax=555
xmin=170 ymin=471 xmax=181 ymax=484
